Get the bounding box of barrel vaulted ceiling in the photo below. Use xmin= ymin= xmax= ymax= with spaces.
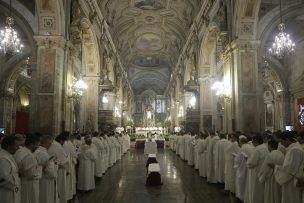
xmin=98 ymin=0 xmax=203 ymax=95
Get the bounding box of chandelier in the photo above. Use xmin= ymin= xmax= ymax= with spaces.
xmin=211 ymin=81 xmax=231 ymax=100
xmin=0 ymin=0 xmax=24 ymax=54
xmin=268 ymin=0 xmax=295 ymax=59
xmin=70 ymin=78 xmax=88 ymax=98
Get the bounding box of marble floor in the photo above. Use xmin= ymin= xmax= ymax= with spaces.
xmin=73 ymin=149 xmax=240 ymax=203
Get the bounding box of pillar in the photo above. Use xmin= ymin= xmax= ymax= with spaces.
xmin=231 ymin=40 xmax=260 ymax=133
xmin=30 ymin=35 xmax=67 ymax=136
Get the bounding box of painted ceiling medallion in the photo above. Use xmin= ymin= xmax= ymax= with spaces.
xmin=145 ymin=16 xmax=155 ymax=23
xmin=135 ymin=33 xmax=163 ymax=51
xmin=134 ymin=0 xmax=164 ymax=10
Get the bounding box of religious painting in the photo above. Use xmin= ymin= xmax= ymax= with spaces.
xmin=134 ymin=0 xmax=164 ymax=10
xmin=265 ymin=103 xmax=274 ymax=127
xmin=241 ymin=52 xmax=256 ymax=93
xmin=39 ymin=49 xmax=55 ymax=93
xmin=203 ymin=115 xmax=212 ymax=130
xmin=156 ymin=99 xmax=162 ymax=113
xmin=243 ymin=96 xmax=257 ymax=133
xmin=135 ymin=33 xmax=163 ymax=51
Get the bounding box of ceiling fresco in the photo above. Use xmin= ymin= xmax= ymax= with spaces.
xmin=98 ymin=0 xmax=203 ymax=95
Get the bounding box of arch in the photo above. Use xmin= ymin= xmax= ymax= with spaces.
xmin=35 ymin=0 xmax=65 ymax=35
xmin=80 ymin=18 xmax=101 ymax=77
xmin=198 ymin=24 xmax=220 ymax=78
xmin=233 ymin=0 xmax=262 ymax=39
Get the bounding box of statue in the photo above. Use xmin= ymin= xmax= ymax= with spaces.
xmin=144 ymin=104 xmax=155 ymax=127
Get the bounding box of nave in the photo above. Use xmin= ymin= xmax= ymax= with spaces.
xmin=75 ymin=149 xmax=238 ymax=203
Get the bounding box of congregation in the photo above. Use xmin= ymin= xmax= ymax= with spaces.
xmin=169 ymin=130 xmax=304 ymax=203
xmin=0 ymin=131 xmax=130 ymax=203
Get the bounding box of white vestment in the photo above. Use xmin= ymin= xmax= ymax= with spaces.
xmin=14 ymin=147 xmax=40 ymax=203
xmin=224 ymin=141 xmax=240 ymax=193
xmin=106 ymin=136 xmax=117 ymax=166
xmin=234 ymin=143 xmax=254 ymax=201
xmin=144 ymin=141 xmax=158 ymax=155
xmin=77 ymin=144 xmax=97 ymax=191
xmin=63 ymin=141 xmax=77 ymax=199
xmin=214 ymin=139 xmax=231 ymax=183
xmin=275 ymin=142 xmax=304 ymax=203
xmin=198 ymin=137 xmax=209 ymax=177
xmin=246 ymin=144 xmax=269 ymax=203
xmin=206 ymin=135 xmax=220 ymax=183
xmin=101 ymin=137 xmax=109 ymax=173
xmin=48 ymin=141 xmax=69 ymax=203
xmin=0 ymin=148 xmax=21 ymax=203
xmin=259 ymin=150 xmax=284 ymax=203
xmin=187 ymin=137 xmax=195 ymax=166
xmin=34 ymin=146 xmax=58 ymax=203
xmin=179 ymin=136 xmax=186 ymax=160
xmin=92 ymin=137 xmax=104 ymax=177
xmin=194 ymin=139 xmax=203 ymax=170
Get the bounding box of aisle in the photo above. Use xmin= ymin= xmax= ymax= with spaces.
xmin=75 ymin=149 xmax=239 ymax=203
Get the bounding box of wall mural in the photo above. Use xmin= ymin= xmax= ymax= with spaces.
xmin=135 ymin=33 xmax=163 ymax=51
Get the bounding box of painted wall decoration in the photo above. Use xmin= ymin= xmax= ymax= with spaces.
xmin=135 ymin=33 xmax=163 ymax=51
xmin=39 ymin=49 xmax=55 ymax=93
xmin=38 ymin=96 xmax=53 ymax=134
xmin=203 ymin=115 xmax=212 ymax=130
xmin=243 ymin=95 xmax=257 ymax=133
xmin=134 ymin=0 xmax=164 ymax=10
xmin=241 ymin=52 xmax=256 ymax=92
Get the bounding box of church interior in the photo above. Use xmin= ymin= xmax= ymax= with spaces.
xmin=0 ymin=0 xmax=304 ymax=203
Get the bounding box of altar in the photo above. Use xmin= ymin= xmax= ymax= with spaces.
xmin=135 ymin=127 xmax=164 ymax=135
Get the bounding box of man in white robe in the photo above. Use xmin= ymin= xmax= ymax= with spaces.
xmin=246 ymin=135 xmax=269 ymax=203
xmin=214 ymin=133 xmax=231 ymax=183
xmin=224 ymin=134 xmax=240 ymax=193
xmin=92 ymin=132 xmax=104 ymax=178
xmin=100 ymin=135 xmax=109 ymax=173
xmin=111 ymin=135 xmax=121 ymax=161
xmin=259 ymin=139 xmax=284 ymax=203
xmin=206 ymin=130 xmax=220 ymax=183
xmin=275 ymin=131 xmax=304 ymax=203
xmin=178 ymin=134 xmax=186 ymax=160
xmin=48 ymin=134 xmax=69 ymax=203
xmin=34 ymin=135 xmax=58 ymax=203
xmin=106 ymin=135 xmax=116 ymax=166
xmin=187 ymin=133 xmax=195 ymax=166
xmin=63 ymin=133 xmax=78 ymax=200
xmin=198 ymin=135 xmax=210 ymax=177
xmin=0 ymin=136 xmax=21 ymax=203
xmin=234 ymin=135 xmax=254 ymax=201
xmin=194 ymin=136 xmax=203 ymax=170
xmin=77 ymin=136 xmax=97 ymax=191
xmin=14 ymin=135 xmax=41 ymax=203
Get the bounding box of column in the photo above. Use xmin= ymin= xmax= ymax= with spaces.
xmin=31 ymin=35 xmax=67 ymax=135
xmin=231 ymin=40 xmax=260 ymax=133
